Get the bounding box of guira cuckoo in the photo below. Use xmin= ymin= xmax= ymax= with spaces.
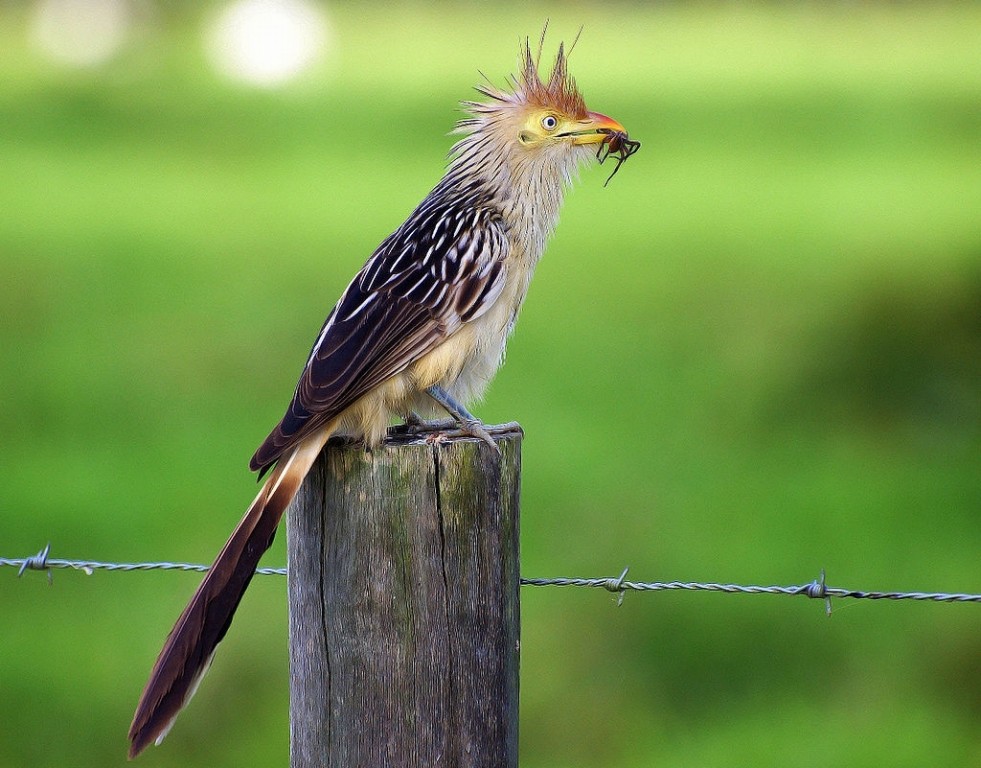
xmin=128 ymin=35 xmax=636 ymax=757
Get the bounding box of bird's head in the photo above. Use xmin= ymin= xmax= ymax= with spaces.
xmin=508 ymin=43 xmax=626 ymax=154
xmin=451 ymin=36 xmax=635 ymax=192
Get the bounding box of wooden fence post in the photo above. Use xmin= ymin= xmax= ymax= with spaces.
xmin=286 ymin=424 xmax=522 ymax=768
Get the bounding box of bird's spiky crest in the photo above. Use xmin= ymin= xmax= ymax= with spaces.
xmin=459 ymin=37 xmax=587 ymax=128
xmin=515 ymin=37 xmax=587 ymax=117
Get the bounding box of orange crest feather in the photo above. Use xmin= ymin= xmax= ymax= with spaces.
xmin=516 ymin=38 xmax=586 ymax=118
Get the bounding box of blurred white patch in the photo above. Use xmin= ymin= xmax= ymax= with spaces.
xmin=206 ymin=0 xmax=330 ymax=87
xmin=30 ymin=0 xmax=133 ymax=67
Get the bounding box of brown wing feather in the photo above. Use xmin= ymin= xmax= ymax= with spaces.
xmin=250 ymin=195 xmax=508 ymax=473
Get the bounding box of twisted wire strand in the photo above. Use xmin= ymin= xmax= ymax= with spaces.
xmin=0 ymin=545 xmax=286 ymax=578
xmin=519 ymin=576 xmax=981 ymax=604
xmin=4 ymin=545 xmax=981 ymax=607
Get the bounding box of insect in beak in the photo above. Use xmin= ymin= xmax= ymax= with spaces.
xmin=596 ymin=129 xmax=641 ymax=187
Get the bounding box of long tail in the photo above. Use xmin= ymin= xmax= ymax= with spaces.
xmin=128 ymin=427 xmax=331 ymax=759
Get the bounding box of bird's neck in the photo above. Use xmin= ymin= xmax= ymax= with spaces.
xmin=444 ymin=140 xmax=581 ymax=265
xmin=501 ymin=164 xmax=566 ymax=264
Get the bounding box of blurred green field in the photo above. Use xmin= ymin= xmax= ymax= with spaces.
xmin=2 ymin=3 xmax=980 ymax=767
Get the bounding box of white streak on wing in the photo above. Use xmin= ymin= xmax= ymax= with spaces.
xmin=306 ymin=308 xmax=339 ymax=366
xmin=389 ymin=241 xmax=415 ymax=274
xmin=339 ymin=291 xmax=378 ymax=322
xmin=456 ymin=236 xmax=479 ymax=276
xmin=432 ymin=232 xmax=447 ymax=257
xmin=402 ymin=272 xmax=432 ymax=299
xmin=439 ymin=246 xmax=457 ymax=281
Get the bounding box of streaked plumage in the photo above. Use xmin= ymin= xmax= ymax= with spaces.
xmin=129 ymin=35 xmax=633 ymax=758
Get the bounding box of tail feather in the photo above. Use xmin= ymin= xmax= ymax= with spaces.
xmin=128 ymin=428 xmax=331 ymax=759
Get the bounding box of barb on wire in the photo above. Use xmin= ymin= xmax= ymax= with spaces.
xmin=0 ymin=544 xmax=286 ymax=580
xmin=520 ymin=571 xmax=981 ymax=611
xmin=4 ymin=545 xmax=981 ymax=612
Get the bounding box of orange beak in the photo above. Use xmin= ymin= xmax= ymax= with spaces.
xmin=562 ymin=110 xmax=628 ymax=146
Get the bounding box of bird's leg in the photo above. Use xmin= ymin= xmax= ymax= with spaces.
xmin=403 ymin=411 xmax=452 ymax=429
xmin=389 ymin=409 xmax=458 ymax=442
xmin=398 ymin=411 xmax=458 ymax=433
xmin=425 ymin=385 xmax=498 ymax=450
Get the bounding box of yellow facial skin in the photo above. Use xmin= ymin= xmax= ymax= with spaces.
xmin=519 ymin=109 xmax=627 ymax=147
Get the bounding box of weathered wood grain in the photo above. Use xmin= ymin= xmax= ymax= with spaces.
xmin=287 ymin=424 xmax=522 ymax=768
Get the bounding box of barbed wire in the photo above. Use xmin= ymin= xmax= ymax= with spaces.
xmin=0 ymin=544 xmax=287 ymax=581
xmin=5 ymin=544 xmax=981 ymax=614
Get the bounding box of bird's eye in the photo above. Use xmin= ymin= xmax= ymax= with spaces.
xmin=541 ymin=115 xmax=558 ymax=131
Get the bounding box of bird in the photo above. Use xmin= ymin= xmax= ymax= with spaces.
xmin=128 ymin=33 xmax=635 ymax=758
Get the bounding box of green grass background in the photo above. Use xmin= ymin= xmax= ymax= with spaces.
xmin=2 ymin=3 xmax=979 ymax=766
